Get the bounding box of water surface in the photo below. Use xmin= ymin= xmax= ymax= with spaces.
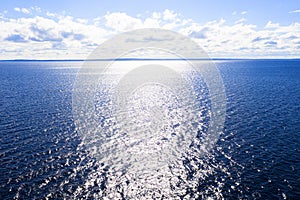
xmin=0 ymin=60 xmax=299 ymax=199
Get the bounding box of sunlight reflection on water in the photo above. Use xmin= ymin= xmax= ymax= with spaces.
xmin=71 ymin=29 xmax=227 ymax=199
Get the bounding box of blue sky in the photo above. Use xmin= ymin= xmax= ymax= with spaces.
xmin=0 ymin=0 xmax=299 ymax=59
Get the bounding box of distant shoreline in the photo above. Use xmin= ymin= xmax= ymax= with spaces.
xmin=1 ymin=58 xmax=300 ymax=62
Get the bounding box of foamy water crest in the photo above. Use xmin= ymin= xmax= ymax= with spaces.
xmin=72 ymin=29 xmax=227 ymax=199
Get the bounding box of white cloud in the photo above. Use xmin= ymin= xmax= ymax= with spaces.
xmin=152 ymin=12 xmax=161 ymax=19
xmin=235 ymin=18 xmax=246 ymax=24
xmin=46 ymin=11 xmax=56 ymax=17
xmin=289 ymin=9 xmax=300 ymax=13
xmin=163 ymin=9 xmax=178 ymax=21
xmin=31 ymin=6 xmax=42 ymax=13
xmin=241 ymin=11 xmax=247 ymax=15
xmin=104 ymin=12 xmax=143 ymax=31
xmin=21 ymin=8 xmax=30 ymax=14
xmin=14 ymin=7 xmax=20 ymax=12
xmin=144 ymin=18 xmax=160 ymax=28
xmin=14 ymin=7 xmax=31 ymax=14
xmin=0 ymin=14 xmax=111 ymax=59
xmin=0 ymin=9 xmax=300 ymax=59
xmin=265 ymin=21 xmax=280 ymax=28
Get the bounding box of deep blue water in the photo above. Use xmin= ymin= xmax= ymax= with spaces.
xmin=0 ymin=60 xmax=299 ymax=199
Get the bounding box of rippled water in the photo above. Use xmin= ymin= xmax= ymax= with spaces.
xmin=0 ymin=60 xmax=299 ymax=199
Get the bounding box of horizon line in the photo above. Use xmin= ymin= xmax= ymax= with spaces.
xmin=1 ymin=58 xmax=300 ymax=62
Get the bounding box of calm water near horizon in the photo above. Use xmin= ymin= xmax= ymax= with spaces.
xmin=0 ymin=60 xmax=299 ymax=199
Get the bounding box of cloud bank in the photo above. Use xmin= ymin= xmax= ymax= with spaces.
xmin=0 ymin=8 xmax=299 ymax=59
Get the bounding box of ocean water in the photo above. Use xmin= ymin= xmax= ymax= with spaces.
xmin=0 ymin=60 xmax=299 ymax=199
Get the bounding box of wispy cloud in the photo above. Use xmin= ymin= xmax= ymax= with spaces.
xmin=14 ymin=7 xmax=31 ymax=14
xmin=232 ymin=11 xmax=247 ymax=17
xmin=289 ymin=9 xmax=300 ymax=13
xmin=235 ymin=18 xmax=246 ymax=24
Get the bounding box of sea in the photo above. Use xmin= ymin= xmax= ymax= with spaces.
xmin=0 ymin=59 xmax=299 ymax=199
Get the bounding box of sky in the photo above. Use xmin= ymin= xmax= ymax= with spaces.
xmin=0 ymin=0 xmax=299 ymax=59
